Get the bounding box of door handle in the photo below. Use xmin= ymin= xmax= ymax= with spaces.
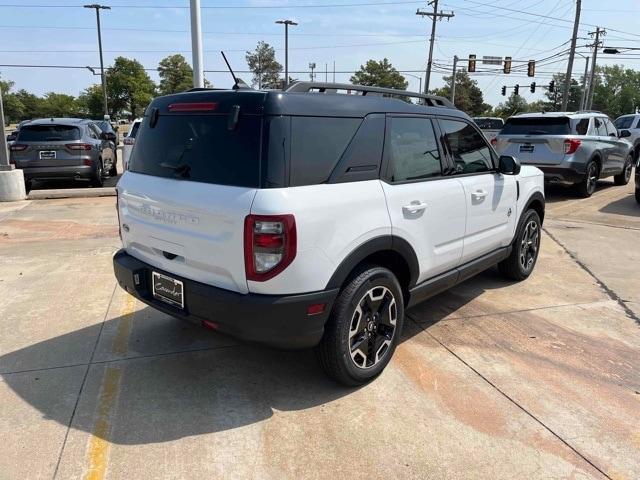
xmin=402 ymin=201 xmax=428 ymax=214
xmin=472 ymin=190 xmax=488 ymax=200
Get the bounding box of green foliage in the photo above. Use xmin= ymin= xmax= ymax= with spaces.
xmin=39 ymin=92 xmax=80 ymax=118
xmin=494 ymin=93 xmax=529 ymax=119
xmin=591 ymin=65 xmax=640 ymax=119
xmin=77 ymin=85 xmax=104 ymax=119
xmin=158 ymin=54 xmax=193 ymax=95
xmin=245 ymin=41 xmax=282 ymax=89
xmin=433 ymin=70 xmax=490 ymax=116
xmin=107 ymin=56 xmax=156 ymax=118
xmin=350 ymin=58 xmax=408 ymax=90
xmin=543 ymin=73 xmax=582 ymax=111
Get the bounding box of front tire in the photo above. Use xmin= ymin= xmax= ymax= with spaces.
xmin=614 ymin=154 xmax=633 ymax=185
xmin=576 ymin=160 xmax=599 ymax=198
xmin=109 ymin=150 xmax=118 ymax=177
xmin=635 ymin=188 xmax=640 ymax=204
xmin=317 ymin=266 xmax=404 ymax=386
xmin=91 ymin=159 xmax=104 ymax=187
xmin=499 ymin=209 xmax=542 ymax=281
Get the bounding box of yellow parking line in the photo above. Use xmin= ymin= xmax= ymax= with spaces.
xmin=83 ymin=293 xmax=136 ymax=480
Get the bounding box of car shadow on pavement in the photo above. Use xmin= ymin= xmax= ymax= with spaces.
xmin=544 ymin=181 xmax=617 ymax=204
xmin=0 ymin=269 xmax=509 ymax=444
xmin=599 ymin=192 xmax=639 ymax=217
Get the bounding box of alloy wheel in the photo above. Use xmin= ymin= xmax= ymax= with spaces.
xmin=624 ymin=157 xmax=633 ymax=182
xmin=587 ymin=163 xmax=598 ymax=195
xmin=519 ymin=219 xmax=540 ymax=272
xmin=348 ymin=286 xmax=397 ymax=369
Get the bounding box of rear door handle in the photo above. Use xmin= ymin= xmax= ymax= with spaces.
xmin=472 ymin=190 xmax=488 ymax=200
xmin=402 ymin=201 xmax=428 ymax=214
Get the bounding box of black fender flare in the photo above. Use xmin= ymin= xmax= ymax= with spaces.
xmin=523 ymin=191 xmax=545 ymax=222
xmin=325 ymin=235 xmax=420 ymax=290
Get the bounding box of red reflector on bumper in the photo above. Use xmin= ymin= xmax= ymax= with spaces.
xmin=202 ymin=320 xmax=219 ymax=330
xmin=307 ymin=303 xmax=326 ymax=316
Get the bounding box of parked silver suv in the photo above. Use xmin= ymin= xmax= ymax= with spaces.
xmin=494 ymin=112 xmax=634 ymax=197
xmin=614 ymin=113 xmax=640 ymax=162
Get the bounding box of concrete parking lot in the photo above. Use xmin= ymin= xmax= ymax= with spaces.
xmin=0 ymin=180 xmax=638 ymax=479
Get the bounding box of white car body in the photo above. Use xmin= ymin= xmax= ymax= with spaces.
xmin=122 ymin=119 xmax=142 ymax=170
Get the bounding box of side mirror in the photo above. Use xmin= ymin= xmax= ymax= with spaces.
xmin=619 ymin=130 xmax=631 ymax=138
xmin=498 ymin=155 xmax=521 ymax=175
xmin=6 ymin=134 xmax=16 ymax=142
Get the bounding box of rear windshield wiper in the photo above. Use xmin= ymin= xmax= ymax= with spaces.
xmin=160 ymin=162 xmax=191 ymax=178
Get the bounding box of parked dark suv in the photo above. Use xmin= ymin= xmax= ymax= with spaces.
xmin=10 ymin=118 xmax=115 ymax=190
xmin=95 ymin=120 xmax=119 ymax=176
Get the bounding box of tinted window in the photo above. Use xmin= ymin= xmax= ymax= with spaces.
xmin=614 ymin=116 xmax=634 ymax=129
xmin=501 ymin=117 xmax=570 ymax=135
xmin=386 ymin=117 xmax=442 ymax=182
xmin=95 ymin=121 xmax=113 ymax=133
xmin=129 ymin=115 xmax=261 ymax=188
xmin=574 ymin=118 xmax=589 ymax=135
xmin=474 ymin=118 xmax=504 ymax=130
xmin=129 ymin=121 xmax=141 ymax=139
xmin=440 ymin=119 xmax=493 ymax=174
xmin=18 ymin=125 xmax=81 ymax=141
xmin=289 ymin=116 xmax=361 ymax=187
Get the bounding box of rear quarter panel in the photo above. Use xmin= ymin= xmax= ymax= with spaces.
xmin=248 ymin=180 xmax=391 ymax=295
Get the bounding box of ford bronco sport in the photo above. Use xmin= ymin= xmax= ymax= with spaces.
xmin=113 ymin=82 xmax=545 ymax=386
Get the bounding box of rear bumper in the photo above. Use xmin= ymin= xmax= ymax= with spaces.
xmin=525 ymin=165 xmax=586 ymax=185
xmin=112 ymin=249 xmax=338 ymax=349
xmin=18 ymin=165 xmax=94 ymax=181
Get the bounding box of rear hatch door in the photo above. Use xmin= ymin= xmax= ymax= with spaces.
xmin=119 ymin=91 xmax=266 ymax=294
xmin=12 ymin=124 xmax=86 ymax=167
xmin=496 ymin=116 xmax=570 ymax=165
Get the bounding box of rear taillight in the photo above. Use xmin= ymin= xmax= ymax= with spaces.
xmin=66 ymin=143 xmax=92 ymax=151
xmin=244 ymin=214 xmax=296 ymax=282
xmin=123 ymin=137 xmax=135 ymax=146
xmin=9 ymin=144 xmax=27 ymax=151
xmin=83 ymin=159 xmax=93 ymax=166
xmin=564 ymin=138 xmax=581 ymax=155
xmin=490 ymin=138 xmax=497 ymax=147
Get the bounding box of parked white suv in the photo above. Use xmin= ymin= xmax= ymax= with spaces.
xmin=113 ymin=82 xmax=545 ymax=385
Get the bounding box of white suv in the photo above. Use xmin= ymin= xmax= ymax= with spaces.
xmin=113 ymin=82 xmax=545 ymax=385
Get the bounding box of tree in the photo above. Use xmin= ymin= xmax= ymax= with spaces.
xmin=39 ymin=92 xmax=79 ymax=118
xmin=77 ymin=85 xmax=105 ymax=118
xmin=158 ymin=54 xmax=193 ymax=95
xmin=433 ymin=70 xmax=490 ymax=116
xmin=107 ymin=56 xmax=156 ymax=118
xmin=13 ymin=89 xmax=44 ymax=119
xmin=591 ymin=65 xmax=640 ymax=119
xmin=0 ymin=76 xmax=25 ymax=123
xmin=350 ymin=58 xmax=408 ymax=90
xmin=543 ymin=73 xmax=582 ymax=112
xmin=494 ymin=93 xmax=529 ymax=119
xmin=245 ymin=41 xmax=282 ymax=89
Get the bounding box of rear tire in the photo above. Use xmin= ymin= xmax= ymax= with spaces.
xmin=316 ymin=265 xmax=404 ymax=386
xmin=614 ymin=154 xmax=633 ymax=185
xmin=499 ymin=209 xmax=542 ymax=281
xmin=109 ymin=151 xmax=118 ymax=177
xmin=576 ymin=160 xmax=598 ymax=198
xmin=91 ymin=159 xmax=104 ymax=187
xmin=636 ymin=189 xmax=640 ymax=204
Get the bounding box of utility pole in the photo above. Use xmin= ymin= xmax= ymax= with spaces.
xmin=0 ymin=87 xmax=26 ymax=201
xmin=276 ymin=19 xmax=298 ymax=89
xmin=451 ymin=55 xmax=459 ymax=103
xmin=586 ymin=27 xmax=605 ymax=109
xmin=579 ymin=56 xmax=589 ymax=110
xmin=416 ymin=1 xmax=454 ymax=94
xmin=189 ymin=0 xmax=204 ymax=88
xmin=561 ymin=0 xmax=581 ymax=111
xmin=0 ymin=89 xmax=8 ymax=170
xmin=84 ymin=4 xmax=111 ymax=119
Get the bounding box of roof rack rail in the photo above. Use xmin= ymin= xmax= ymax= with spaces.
xmin=285 ymin=82 xmax=455 ymax=108
xmin=575 ymin=110 xmax=603 ymax=114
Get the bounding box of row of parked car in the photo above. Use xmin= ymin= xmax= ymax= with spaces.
xmin=5 ymin=117 xmax=141 ymax=191
xmin=475 ymin=112 xmax=639 ymax=200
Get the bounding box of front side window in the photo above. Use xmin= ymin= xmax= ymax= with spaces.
xmin=439 ymin=119 xmax=493 ymax=174
xmin=614 ymin=116 xmax=634 ymax=129
xmin=385 ymin=117 xmax=442 ymax=182
xmin=604 ymin=119 xmax=618 ymax=137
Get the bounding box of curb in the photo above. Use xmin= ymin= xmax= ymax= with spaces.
xmin=27 ymin=187 xmax=116 ymax=200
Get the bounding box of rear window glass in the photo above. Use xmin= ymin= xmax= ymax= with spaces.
xmin=18 ymin=125 xmax=81 ymax=142
xmin=614 ymin=116 xmax=635 ymax=129
xmin=501 ymin=117 xmax=570 ymax=135
xmin=129 ymin=115 xmax=262 ymax=188
xmin=95 ymin=121 xmax=112 ymax=133
xmin=474 ymin=118 xmax=504 ymax=130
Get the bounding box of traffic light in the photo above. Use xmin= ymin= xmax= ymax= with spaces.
xmin=514 ymin=84 xmax=520 ymax=96
xmin=501 ymin=86 xmax=507 ymax=96
xmin=468 ymin=54 xmax=476 ymax=73
xmin=549 ymin=80 xmax=555 ymax=93
xmin=527 ymin=60 xmax=535 ymax=77
xmin=530 ymin=82 xmax=536 ymax=93
xmin=503 ymin=56 xmax=512 ymax=74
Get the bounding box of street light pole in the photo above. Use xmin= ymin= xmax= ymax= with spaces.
xmin=0 ymin=86 xmax=26 ymax=201
xmin=189 ymin=0 xmax=204 ymax=88
xmin=276 ymin=19 xmax=298 ymax=89
xmin=0 ymin=88 xmax=9 ymax=170
xmin=84 ymin=4 xmax=111 ymax=119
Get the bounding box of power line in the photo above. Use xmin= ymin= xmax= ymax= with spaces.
xmin=0 ymin=1 xmax=424 ymax=9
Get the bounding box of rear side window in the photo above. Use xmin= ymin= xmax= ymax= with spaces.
xmin=385 ymin=117 xmax=442 ymax=182
xmin=591 ymin=118 xmax=608 ymax=136
xmin=574 ymin=118 xmax=589 ymax=135
xmin=440 ymin=119 xmax=493 ymax=174
xmin=18 ymin=125 xmax=81 ymax=142
xmin=129 ymin=115 xmax=262 ymax=188
xmin=289 ymin=116 xmax=361 ymax=187
xmin=501 ymin=117 xmax=570 ymax=135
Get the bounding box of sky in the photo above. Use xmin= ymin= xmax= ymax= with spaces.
xmin=0 ymin=0 xmax=639 ymax=108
